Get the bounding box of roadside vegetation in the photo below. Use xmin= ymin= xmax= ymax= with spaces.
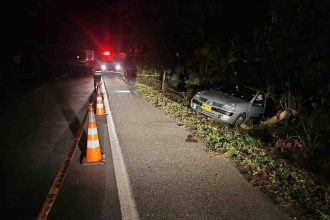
xmin=108 ymin=0 xmax=329 ymax=218
xmin=135 ymin=73 xmax=329 ymax=220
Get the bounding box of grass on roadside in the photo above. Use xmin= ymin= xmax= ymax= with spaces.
xmin=136 ymin=82 xmax=330 ymax=220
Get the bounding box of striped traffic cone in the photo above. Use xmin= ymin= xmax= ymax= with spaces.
xmin=82 ymin=103 xmax=104 ymax=165
xmin=95 ymin=88 xmax=106 ymax=116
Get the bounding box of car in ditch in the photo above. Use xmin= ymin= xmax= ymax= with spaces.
xmin=190 ymin=85 xmax=267 ymax=126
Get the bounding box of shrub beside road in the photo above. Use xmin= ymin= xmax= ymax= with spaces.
xmin=136 ymin=81 xmax=330 ymax=220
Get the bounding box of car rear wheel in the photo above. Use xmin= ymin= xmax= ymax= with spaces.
xmin=233 ymin=113 xmax=246 ymax=127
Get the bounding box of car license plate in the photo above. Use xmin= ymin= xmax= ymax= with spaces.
xmin=201 ymin=103 xmax=212 ymax=111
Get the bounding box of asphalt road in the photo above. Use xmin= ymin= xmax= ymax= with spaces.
xmin=102 ymin=73 xmax=292 ymax=220
xmin=0 ymin=64 xmax=293 ymax=220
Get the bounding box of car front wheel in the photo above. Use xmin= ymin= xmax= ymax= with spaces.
xmin=233 ymin=113 xmax=246 ymax=127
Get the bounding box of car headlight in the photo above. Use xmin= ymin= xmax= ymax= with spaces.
xmin=222 ymin=103 xmax=237 ymax=111
xmin=101 ymin=64 xmax=107 ymax=71
xmin=115 ymin=64 xmax=121 ymax=70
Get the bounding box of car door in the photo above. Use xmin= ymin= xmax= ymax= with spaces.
xmin=249 ymin=92 xmax=266 ymax=118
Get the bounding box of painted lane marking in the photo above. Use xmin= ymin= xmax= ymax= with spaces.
xmin=112 ymin=90 xmax=131 ymax=94
xmin=36 ymin=109 xmax=88 ymax=220
xmin=101 ymin=77 xmax=139 ymax=220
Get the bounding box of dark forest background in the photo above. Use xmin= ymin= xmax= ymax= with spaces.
xmin=1 ymin=0 xmax=329 ymax=180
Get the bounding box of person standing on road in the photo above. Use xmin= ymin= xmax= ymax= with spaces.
xmin=123 ymin=55 xmax=137 ymax=93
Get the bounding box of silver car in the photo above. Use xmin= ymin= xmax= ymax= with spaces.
xmin=190 ymin=85 xmax=266 ymax=126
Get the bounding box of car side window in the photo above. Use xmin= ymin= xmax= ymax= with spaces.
xmin=252 ymin=93 xmax=265 ymax=107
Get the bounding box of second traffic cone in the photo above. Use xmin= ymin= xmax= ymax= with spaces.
xmin=95 ymin=89 xmax=106 ymax=116
xmin=83 ymin=103 xmax=104 ymax=165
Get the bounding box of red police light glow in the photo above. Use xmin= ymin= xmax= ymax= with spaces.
xmin=103 ymin=51 xmax=110 ymax=56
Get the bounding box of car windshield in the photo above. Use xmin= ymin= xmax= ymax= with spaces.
xmin=216 ymin=85 xmax=257 ymax=102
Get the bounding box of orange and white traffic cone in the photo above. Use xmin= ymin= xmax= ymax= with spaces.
xmin=95 ymin=88 xmax=106 ymax=116
xmin=82 ymin=103 xmax=104 ymax=165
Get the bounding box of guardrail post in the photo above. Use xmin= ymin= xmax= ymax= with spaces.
xmin=162 ymin=70 xmax=166 ymax=92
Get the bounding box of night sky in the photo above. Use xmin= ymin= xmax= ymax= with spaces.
xmin=4 ymin=0 xmax=268 ymax=55
xmin=2 ymin=0 xmax=329 ymax=82
xmin=1 ymin=0 xmax=118 ymax=76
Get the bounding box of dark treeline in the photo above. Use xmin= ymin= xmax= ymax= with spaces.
xmin=106 ymin=0 xmax=330 ymax=176
xmin=107 ymin=0 xmax=329 ymax=113
xmin=3 ymin=0 xmax=329 ymax=114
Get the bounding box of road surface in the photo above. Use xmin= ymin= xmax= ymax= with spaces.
xmin=0 ymin=64 xmax=292 ymax=219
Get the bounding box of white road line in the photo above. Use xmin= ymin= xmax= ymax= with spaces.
xmin=101 ymin=77 xmax=140 ymax=220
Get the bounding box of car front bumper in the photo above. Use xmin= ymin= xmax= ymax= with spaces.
xmin=190 ymin=100 xmax=239 ymax=125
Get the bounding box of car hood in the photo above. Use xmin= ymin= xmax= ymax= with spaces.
xmin=199 ymin=90 xmax=248 ymax=104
